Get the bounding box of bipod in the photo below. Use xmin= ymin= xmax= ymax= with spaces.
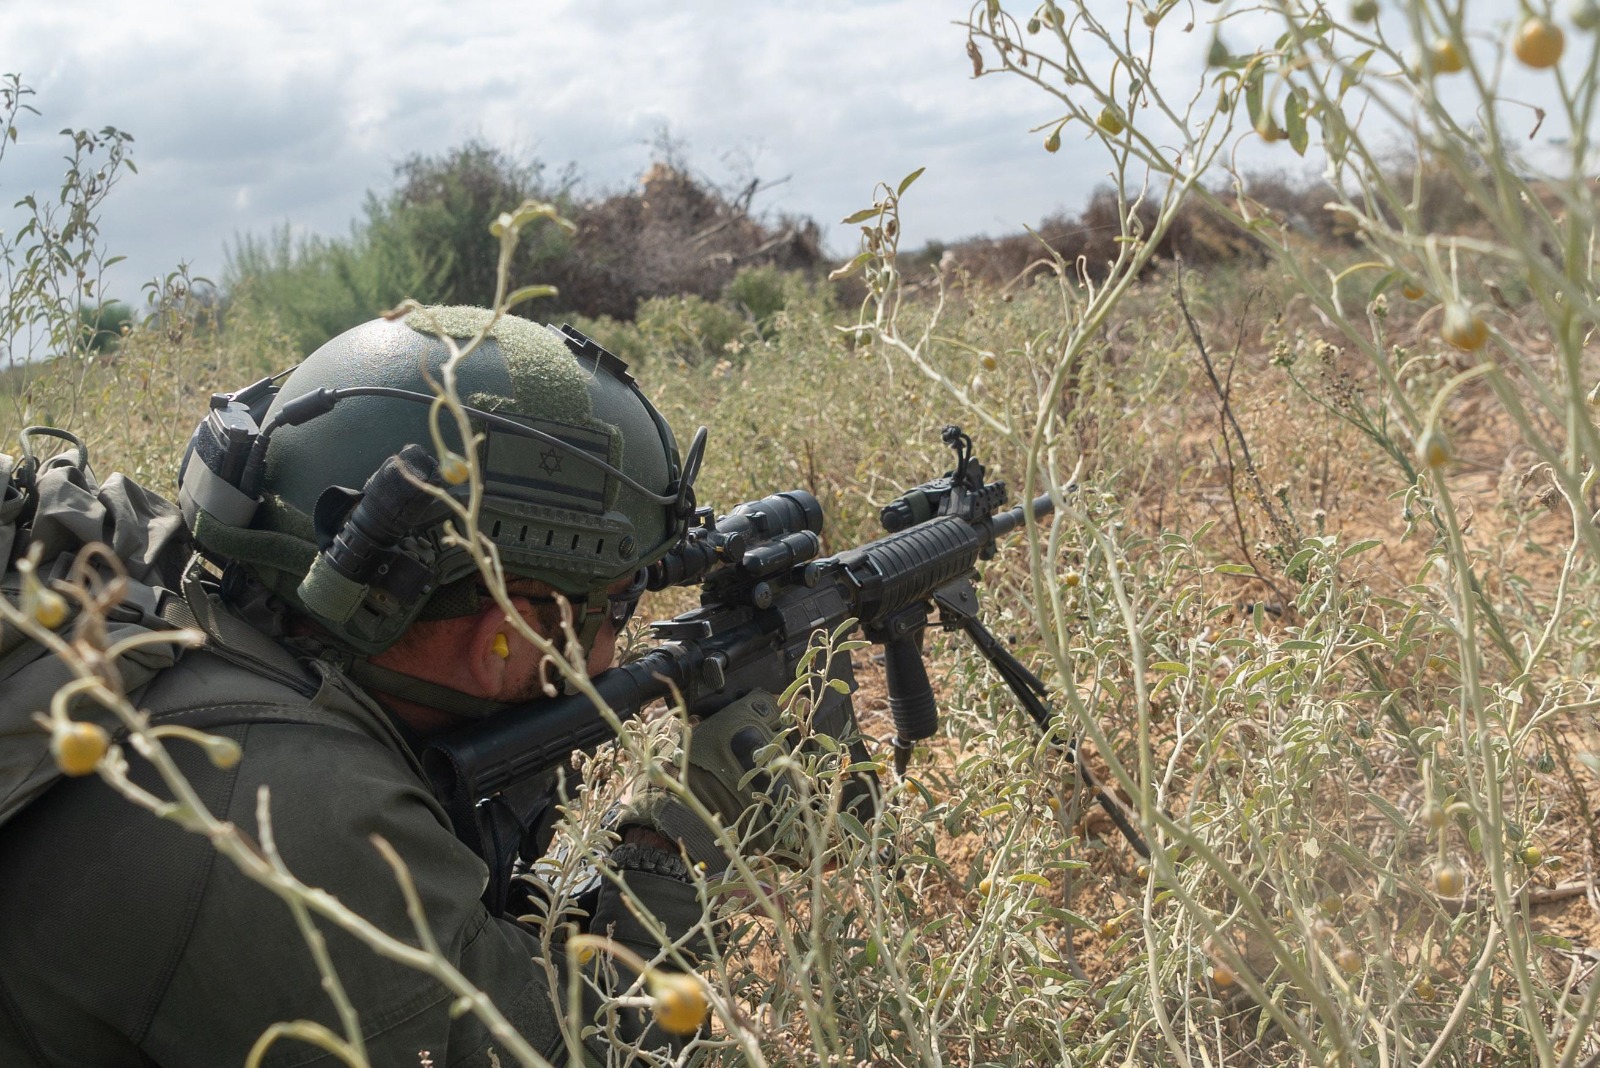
xmin=933 ymin=581 xmax=1151 ymax=859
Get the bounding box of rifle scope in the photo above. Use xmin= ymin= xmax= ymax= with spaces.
xmin=650 ymin=489 xmax=823 ymax=589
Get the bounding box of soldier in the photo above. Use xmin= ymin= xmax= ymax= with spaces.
xmin=0 ymin=306 xmax=780 ymax=1065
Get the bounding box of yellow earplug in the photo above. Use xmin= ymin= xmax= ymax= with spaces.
xmin=492 ymin=633 xmax=510 ymax=660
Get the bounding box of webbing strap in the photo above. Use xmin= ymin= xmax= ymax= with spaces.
xmin=179 ymin=562 xmax=318 ymax=698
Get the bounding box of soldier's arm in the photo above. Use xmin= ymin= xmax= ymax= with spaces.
xmin=139 ymin=720 xmax=698 ymax=1067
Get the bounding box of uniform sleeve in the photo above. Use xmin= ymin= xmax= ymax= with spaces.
xmin=141 ymin=714 xmax=716 ymax=1067
xmin=136 ymin=719 xmax=575 ymax=1067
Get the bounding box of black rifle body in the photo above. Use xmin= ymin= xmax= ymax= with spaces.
xmin=424 ymin=477 xmax=1052 ymax=910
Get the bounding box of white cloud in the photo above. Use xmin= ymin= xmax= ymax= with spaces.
xmin=4 ymin=1 xmax=1586 ymax=303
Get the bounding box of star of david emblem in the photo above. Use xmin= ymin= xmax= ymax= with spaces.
xmin=539 ymin=447 xmax=564 ymax=476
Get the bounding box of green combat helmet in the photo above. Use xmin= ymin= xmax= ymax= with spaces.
xmin=177 ymin=306 xmax=702 ymax=665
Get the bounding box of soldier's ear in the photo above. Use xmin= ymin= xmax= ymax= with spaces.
xmin=467 ymin=605 xmax=512 ymax=696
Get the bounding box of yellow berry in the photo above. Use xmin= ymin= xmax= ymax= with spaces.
xmin=1335 ymin=947 xmax=1363 ymax=974
xmin=1441 ymin=305 xmax=1488 ymax=351
xmin=1063 ymin=570 xmax=1082 ymax=588
xmin=33 ymin=589 xmax=68 ymax=629
xmin=1519 ymin=846 xmax=1543 ymax=867
xmin=1513 ymin=17 xmax=1565 ymax=69
xmin=439 ymin=453 xmax=470 ymax=485
xmin=1401 ymin=282 xmax=1426 ymax=300
xmin=52 ymin=721 xmax=110 ymax=777
xmin=1434 ymin=862 xmax=1464 ymax=896
xmin=1211 ymin=963 xmax=1236 ymax=987
xmin=1101 ymin=916 xmax=1124 ymax=938
xmin=648 ymin=971 xmax=708 ymax=1035
xmin=1421 ymin=802 xmax=1447 ymax=829
xmin=1350 ymin=0 xmax=1378 ymax=21
xmin=1430 ymin=38 xmax=1466 ymax=75
xmin=980 ymin=351 xmax=999 ymax=370
xmin=205 ymin=735 xmax=242 ymax=769
xmin=978 ymin=877 xmax=995 ymax=896
xmin=1415 ymin=977 xmax=1436 ymax=1000
xmin=1097 ymin=106 xmax=1126 ymax=136
xmin=1418 ymin=429 xmax=1451 ymax=470
xmin=1044 ymin=128 xmax=1061 ymax=154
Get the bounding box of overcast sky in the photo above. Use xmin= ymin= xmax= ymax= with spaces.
xmin=2 ymin=1 xmax=1583 ymax=305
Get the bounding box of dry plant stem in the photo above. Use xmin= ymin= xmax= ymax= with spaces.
xmin=1416 ymin=920 xmax=1503 ymax=1068
xmin=1094 ymin=527 xmax=1341 ymax=1062
xmin=245 ymin=1022 xmax=361 ymax=1068
xmin=1174 ymin=276 xmax=1288 ymax=606
xmin=1556 ymin=948 xmax=1600 ymax=1068
xmin=252 ymin=787 xmax=367 ymax=1067
xmin=1432 ymin=475 xmax=1554 ymax=1066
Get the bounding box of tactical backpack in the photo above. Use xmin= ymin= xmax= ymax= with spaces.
xmin=0 ymin=427 xmax=195 ymax=830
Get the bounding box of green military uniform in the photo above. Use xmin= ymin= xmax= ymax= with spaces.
xmin=0 ymin=582 xmax=703 ymax=1067
xmin=0 ymin=308 xmax=726 ymax=1066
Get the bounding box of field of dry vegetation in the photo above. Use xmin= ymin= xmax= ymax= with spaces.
xmin=8 ymin=1 xmax=1600 ymax=1065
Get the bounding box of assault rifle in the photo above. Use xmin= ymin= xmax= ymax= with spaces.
xmin=422 ymin=426 xmax=1145 ymax=910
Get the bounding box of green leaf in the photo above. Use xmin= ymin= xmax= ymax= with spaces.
xmin=1367 ymin=792 xmax=1407 ymax=829
xmin=1244 ymin=67 xmax=1265 ymax=132
xmin=1340 ymin=539 xmax=1383 ymax=560
xmin=1368 ymin=269 xmax=1402 ymax=304
xmin=504 ymin=284 xmax=558 ymax=310
xmin=840 ymin=206 xmax=882 ymax=225
xmin=1285 ymin=91 xmax=1308 ymax=156
xmin=1213 ymin=563 xmax=1255 ymax=575
xmin=778 ymin=675 xmax=809 ymax=706
xmin=1340 ymin=50 xmax=1375 ymax=98
xmin=904 ymin=776 xmax=937 ymax=806
xmin=836 ymin=811 xmax=869 ymax=842
xmin=828 ymin=251 xmax=873 ymax=281
xmin=897 ymin=167 xmax=927 ymax=197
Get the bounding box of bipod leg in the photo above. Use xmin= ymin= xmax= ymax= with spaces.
xmin=934 ymin=583 xmax=1150 ymax=858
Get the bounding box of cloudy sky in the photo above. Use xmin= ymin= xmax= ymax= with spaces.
xmin=2 ymin=1 xmax=1581 ymax=304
